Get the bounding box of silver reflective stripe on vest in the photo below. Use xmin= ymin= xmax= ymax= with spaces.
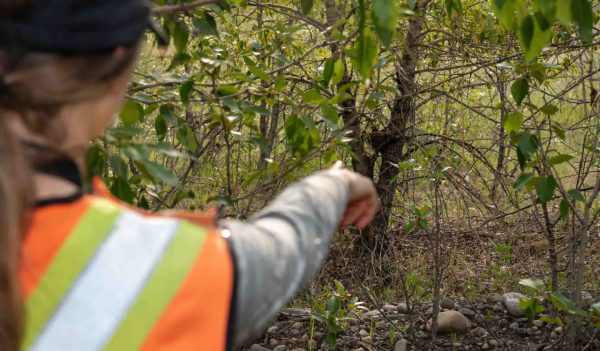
xmin=30 ymin=210 xmax=180 ymax=351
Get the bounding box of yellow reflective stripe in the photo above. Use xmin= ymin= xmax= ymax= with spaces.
xmin=104 ymin=221 xmax=207 ymax=350
xmin=22 ymin=199 xmax=121 ymax=350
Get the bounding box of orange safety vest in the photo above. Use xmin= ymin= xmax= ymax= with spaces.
xmin=19 ymin=177 xmax=235 ymax=350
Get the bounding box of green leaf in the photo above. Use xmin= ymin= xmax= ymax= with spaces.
xmin=567 ymin=189 xmax=585 ymax=202
xmin=519 ymin=14 xmax=552 ymax=61
xmin=559 ymin=199 xmax=570 ymax=220
xmin=503 ymin=111 xmax=524 ymax=134
xmin=519 ymin=15 xmax=535 ymax=52
xmin=243 ymin=57 xmax=271 ymax=81
xmin=519 ymin=277 xmax=545 ymax=291
xmin=372 ymin=0 xmax=399 ymax=47
xmin=347 ymin=28 xmax=378 ymax=80
xmin=109 ymin=155 xmax=128 ymax=178
xmin=119 ymin=100 xmax=144 ymax=126
xmin=539 ymin=104 xmax=558 ymax=115
xmin=517 ymin=133 xmax=539 ymax=161
xmin=550 ymin=292 xmax=589 ymax=317
xmin=513 ymin=172 xmax=535 ymax=190
xmin=137 ymin=160 xmax=181 ymax=187
xmin=155 ymin=115 xmax=167 ymax=141
xmin=322 ymin=58 xmax=334 ymax=86
xmin=571 ymin=0 xmax=593 ymax=43
xmin=539 ymin=316 xmax=563 ymax=325
xmin=556 ymin=0 xmax=572 ymax=26
xmin=511 ymin=78 xmax=529 ymax=105
xmin=176 ymin=126 xmax=198 ymax=153
xmin=110 ymin=176 xmax=135 ymax=204
xmin=216 ymin=85 xmax=239 ymax=97
xmin=300 ymin=0 xmax=314 ymax=15
xmin=193 ymin=12 xmax=220 ymax=38
xmin=529 ymin=63 xmax=546 ymax=84
xmin=87 ymin=143 xmax=106 ymax=175
xmin=326 ymin=296 xmax=341 ymax=313
xmin=180 ymin=79 xmax=194 ymax=105
xmin=302 ymin=89 xmax=324 ymax=104
xmin=548 ymin=154 xmax=573 ymax=166
xmin=551 ymin=122 xmax=566 ymax=140
xmin=172 ymin=22 xmax=189 ymax=53
xmin=331 ymin=59 xmax=345 ymax=85
xmin=535 ymin=175 xmax=557 ymax=203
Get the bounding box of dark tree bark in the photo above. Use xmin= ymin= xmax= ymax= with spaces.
xmin=363 ymin=0 xmax=430 ymax=251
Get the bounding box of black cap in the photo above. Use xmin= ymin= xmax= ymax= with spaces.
xmin=0 ymin=0 xmax=163 ymax=54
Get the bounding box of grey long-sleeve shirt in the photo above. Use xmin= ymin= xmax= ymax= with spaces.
xmin=220 ymin=171 xmax=349 ymax=347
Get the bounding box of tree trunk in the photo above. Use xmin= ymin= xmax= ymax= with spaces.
xmin=363 ymin=0 xmax=429 ymax=251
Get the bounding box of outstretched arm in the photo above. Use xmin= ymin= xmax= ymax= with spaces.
xmin=220 ymin=170 xmax=349 ymax=346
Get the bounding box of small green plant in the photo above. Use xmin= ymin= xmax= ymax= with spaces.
xmin=519 ymin=277 xmax=600 ymax=328
xmin=494 ymin=243 xmax=514 ymax=261
xmin=311 ymin=280 xmax=364 ymax=348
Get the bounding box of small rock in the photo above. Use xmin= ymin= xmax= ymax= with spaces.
xmin=394 ymin=339 xmax=409 ymax=351
xmin=425 ymin=307 xmax=434 ymax=316
xmin=281 ymin=308 xmax=311 ymax=317
xmin=509 ymin=322 xmax=519 ymax=331
xmin=470 ymin=326 xmax=488 ymax=337
xmin=493 ymin=303 xmax=505 ymax=312
xmin=250 ymin=345 xmax=271 ymax=351
xmin=363 ymin=310 xmax=381 ymax=319
xmin=441 ymin=297 xmax=456 ymax=309
xmin=581 ymin=291 xmax=594 ymax=307
xmin=491 ymin=294 xmax=503 ymax=303
xmin=361 ymin=336 xmax=372 ymax=343
xmin=416 ymin=331 xmax=428 ymax=339
xmin=426 ymin=311 xmax=471 ymax=333
xmin=502 ymin=292 xmax=527 ymax=317
xmin=269 ymin=339 xmax=279 ymax=347
xmin=517 ymin=328 xmax=528 ymax=336
xmin=533 ymin=319 xmax=544 ymax=327
xmin=481 ymin=343 xmax=490 ymax=350
xmin=499 ymin=318 xmax=509 ymax=327
xmin=459 ymin=307 xmax=475 ymax=317
xmin=290 ymin=329 xmax=300 ymax=336
xmin=274 ymin=346 xmax=286 ymax=351
xmin=397 ymin=302 xmax=409 ymax=314
xmin=291 ymin=322 xmax=303 ymax=329
xmin=527 ymin=327 xmax=537 ymax=336
xmin=267 ymin=326 xmax=279 ymax=334
xmin=383 ymin=304 xmax=397 ymax=311
xmin=554 ymin=326 xmax=563 ymax=334
xmin=359 ymin=329 xmax=368 ymax=337
xmin=489 ymin=339 xmax=498 ymax=347
xmin=550 ymin=331 xmax=558 ymax=339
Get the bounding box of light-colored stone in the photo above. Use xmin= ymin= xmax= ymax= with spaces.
xmin=359 ymin=329 xmax=368 ymax=337
xmin=289 ymin=329 xmax=300 ymax=336
xmin=481 ymin=343 xmax=490 ymax=350
xmin=250 ymin=345 xmax=271 ymax=351
xmin=273 ymin=346 xmax=286 ymax=351
xmin=581 ymin=291 xmax=594 ymax=307
xmin=489 ymin=339 xmax=498 ymax=347
xmin=383 ymin=304 xmax=397 ymax=311
xmin=502 ymin=292 xmax=526 ymax=317
xmin=269 ymin=339 xmax=279 ymax=347
xmin=291 ymin=322 xmax=303 ymax=329
xmin=397 ymin=302 xmax=409 ymax=314
xmin=533 ymin=319 xmax=544 ymax=327
xmin=267 ymin=326 xmax=279 ymax=334
xmin=426 ymin=310 xmax=471 ymax=333
xmin=394 ymin=339 xmax=409 ymax=351
xmin=363 ymin=310 xmax=381 ymax=319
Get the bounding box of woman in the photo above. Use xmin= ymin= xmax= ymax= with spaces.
xmin=0 ymin=0 xmax=378 ymax=350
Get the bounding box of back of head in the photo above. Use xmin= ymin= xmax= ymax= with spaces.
xmin=0 ymin=1 xmax=148 ymax=349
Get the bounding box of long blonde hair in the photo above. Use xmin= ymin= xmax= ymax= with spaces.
xmin=0 ymin=2 xmax=140 ymax=348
